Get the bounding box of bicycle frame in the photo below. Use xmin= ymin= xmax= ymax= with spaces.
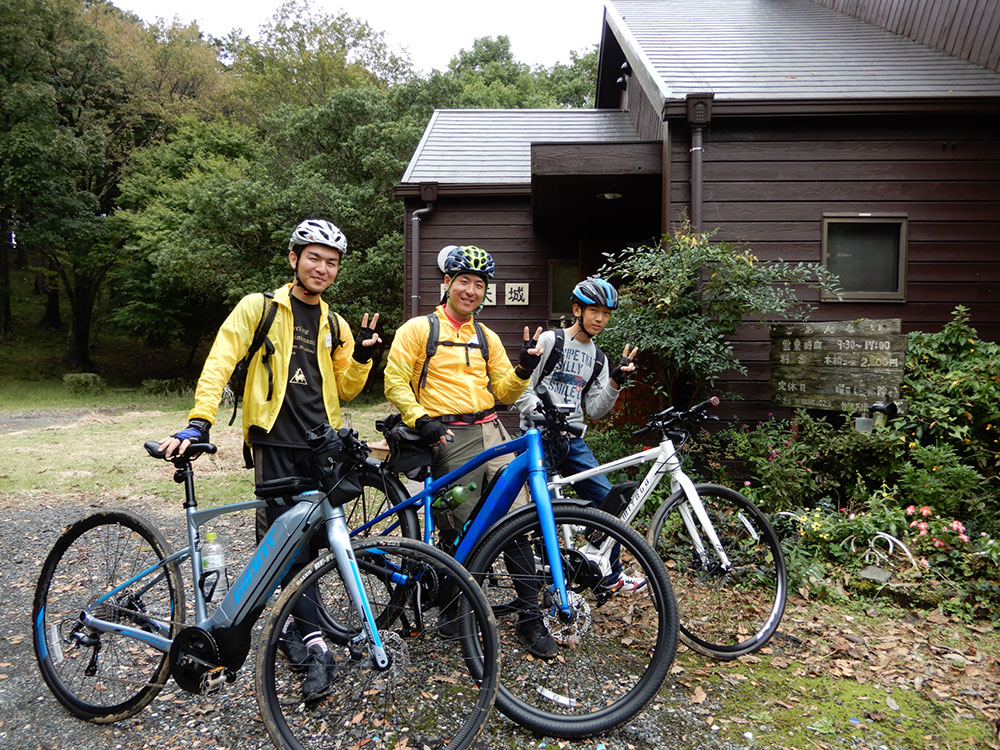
xmin=548 ymin=434 xmax=733 ymax=572
xmin=351 ymin=427 xmax=575 ymax=620
xmin=75 ymin=461 xmax=389 ymax=671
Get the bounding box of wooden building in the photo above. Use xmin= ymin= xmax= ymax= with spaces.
xmin=394 ymin=0 xmax=1000 ymax=421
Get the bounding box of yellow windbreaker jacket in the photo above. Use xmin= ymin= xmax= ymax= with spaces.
xmin=188 ymin=284 xmax=371 ymax=441
xmin=384 ymin=306 xmax=529 ymax=427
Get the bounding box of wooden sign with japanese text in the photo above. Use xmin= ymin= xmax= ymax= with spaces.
xmin=769 ymin=319 xmax=906 ymax=414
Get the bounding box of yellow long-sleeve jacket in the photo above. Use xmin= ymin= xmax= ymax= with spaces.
xmin=188 ymin=284 xmax=371 ymax=442
xmin=384 ymin=306 xmax=530 ymax=427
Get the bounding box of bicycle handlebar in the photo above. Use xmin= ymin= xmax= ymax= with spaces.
xmin=532 ymin=384 xmax=585 ymax=438
xmin=631 ymin=396 xmax=721 ymax=440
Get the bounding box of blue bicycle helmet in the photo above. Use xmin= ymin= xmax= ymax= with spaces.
xmin=571 ymin=278 xmax=619 ymax=309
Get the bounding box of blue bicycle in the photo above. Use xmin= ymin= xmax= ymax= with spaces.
xmin=32 ymin=425 xmax=500 ymax=750
xmin=352 ymin=386 xmax=679 ymax=739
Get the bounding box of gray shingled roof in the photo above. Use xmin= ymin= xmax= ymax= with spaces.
xmin=400 ymin=109 xmax=641 ymax=185
xmin=608 ymin=0 xmax=1000 ymax=101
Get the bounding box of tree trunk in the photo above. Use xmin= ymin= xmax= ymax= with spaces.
xmin=37 ymin=262 xmax=61 ymax=329
xmin=0 ymin=208 xmax=11 ymax=336
xmin=65 ymin=275 xmax=97 ymax=371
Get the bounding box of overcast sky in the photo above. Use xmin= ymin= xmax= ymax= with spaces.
xmin=111 ymin=0 xmax=608 ymax=73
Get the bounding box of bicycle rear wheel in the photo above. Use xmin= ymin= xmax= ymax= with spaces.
xmin=256 ymin=537 xmax=499 ymax=750
xmin=466 ymin=504 xmax=678 ymax=738
xmin=647 ymin=484 xmax=787 ymax=660
xmin=32 ymin=510 xmax=186 ymax=722
xmin=344 ymin=461 xmax=419 ymax=540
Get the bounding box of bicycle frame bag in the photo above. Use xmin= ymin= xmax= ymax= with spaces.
xmin=377 ymin=412 xmax=433 ymax=480
xmin=305 ymin=423 xmax=363 ymax=507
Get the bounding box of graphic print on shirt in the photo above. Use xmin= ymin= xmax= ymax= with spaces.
xmin=549 ymin=345 xmax=593 ymax=401
xmin=288 ymin=324 xmax=317 ymax=386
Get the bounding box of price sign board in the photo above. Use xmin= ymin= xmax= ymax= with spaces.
xmin=769 ymin=319 xmax=906 ymax=414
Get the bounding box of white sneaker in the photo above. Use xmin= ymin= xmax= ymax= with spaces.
xmin=604 ymin=572 xmax=647 ymax=594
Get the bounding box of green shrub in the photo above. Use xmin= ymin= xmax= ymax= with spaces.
xmin=140 ymin=378 xmax=193 ymax=397
xmin=62 ymin=373 xmax=107 ymax=395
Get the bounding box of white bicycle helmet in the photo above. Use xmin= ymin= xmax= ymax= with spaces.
xmin=289 ymin=219 xmax=348 ymax=255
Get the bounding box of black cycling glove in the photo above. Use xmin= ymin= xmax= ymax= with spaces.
xmin=609 ymin=357 xmax=633 ymax=387
xmin=353 ymin=322 xmax=379 ymax=363
xmin=172 ymin=418 xmax=210 ymax=444
xmin=415 ymin=415 xmax=449 ymax=446
xmin=517 ymin=336 xmax=542 ymax=374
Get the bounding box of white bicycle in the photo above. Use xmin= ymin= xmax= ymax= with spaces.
xmin=545 ymin=396 xmax=787 ymax=660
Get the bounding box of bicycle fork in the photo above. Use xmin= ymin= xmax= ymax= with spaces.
xmin=672 ymin=474 xmax=734 ymax=571
xmin=325 ymin=506 xmax=390 ymax=669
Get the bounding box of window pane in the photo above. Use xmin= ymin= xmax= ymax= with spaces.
xmin=827 ymin=222 xmax=900 ymax=293
xmin=550 ymin=261 xmax=577 ymax=317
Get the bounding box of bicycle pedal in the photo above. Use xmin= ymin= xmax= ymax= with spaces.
xmin=200 ymin=666 xmax=231 ymax=694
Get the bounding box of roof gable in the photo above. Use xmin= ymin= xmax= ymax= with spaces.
xmin=603 ymin=0 xmax=1000 ymax=113
xmin=400 ymin=109 xmax=641 ymax=186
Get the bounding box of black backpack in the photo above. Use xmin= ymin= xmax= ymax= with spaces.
xmin=226 ymin=292 xmax=343 ymax=426
xmin=417 ymin=313 xmax=491 ymax=395
xmin=539 ymin=328 xmax=606 ymax=400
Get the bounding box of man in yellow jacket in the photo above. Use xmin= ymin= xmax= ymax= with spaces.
xmin=160 ymin=218 xmax=380 ymax=699
xmin=383 ymin=244 xmax=559 ymax=657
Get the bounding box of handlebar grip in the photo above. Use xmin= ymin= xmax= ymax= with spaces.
xmin=568 ymin=423 xmax=585 ymax=437
xmin=692 ymin=396 xmax=720 ymax=413
xmin=632 ymin=425 xmax=653 ymax=439
xmin=535 ymin=383 xmax=557 ymax=410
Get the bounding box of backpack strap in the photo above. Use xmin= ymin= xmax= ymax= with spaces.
xmin=540 ymin=329 xmax=566 ymax=381
xmin=228 ymin=292 xmax=277 ymax=426
xmin=327 ymin=311 xmax=344 ymax=352
xmin=582 ymin=347 xmax=607 ymax=400
xmin=417 ymin=313 xmax=439 ymax=395
xmin=417 ymin=313 xmax=491 ymax=397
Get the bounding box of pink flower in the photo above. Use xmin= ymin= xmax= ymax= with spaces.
xmin=909 ymin=520 xmax=919 ymax=528
xmin=919 ymin=506 xmax=932 ymax=516
xmin=918 ymin=522 xmax=928 ymax=532
xmin=949 ymin=520 xmax=966 ymax=533
xmin=959 ymin=533 xmax=970 ymax=543
xmin=919 ymin=557 xmax=930 ymax=567
xmin=933 ymin=538 xmax=945 ymax=547
xmin=905 ymin=505 xmax=916 ymax=515
xmin=744 ymin=480 xmax=751 ymax=487
xmin=919 ymin=529 xmax=928 ymax=536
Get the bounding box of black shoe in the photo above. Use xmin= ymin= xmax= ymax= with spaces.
xmin=438 ymin=603 xmax=460 ymax=638
xmin=278 ymin=623 xmax=309 ymax=673
xmin=515 ymin=610 xmax=558 ymax=659
xmin=301 ymin=646 xmax=337 ymax=702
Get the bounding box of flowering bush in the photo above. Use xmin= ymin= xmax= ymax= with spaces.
xmin=902 ymin=504 xmax=1000 ymax=618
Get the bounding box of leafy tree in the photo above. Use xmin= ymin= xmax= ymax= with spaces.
xmin=222 ymin=0 xmax=412 ymax=116
xmin=600 ymin=221 xmax=841 ymax=408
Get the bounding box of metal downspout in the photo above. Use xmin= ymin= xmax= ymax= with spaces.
xmin=685 ymin=93 xmax=713 ymax=233
xmin=691 ymin=127 xmax=704 ymax=231
xmin=410 ymin=204 xmax=433 ymax=317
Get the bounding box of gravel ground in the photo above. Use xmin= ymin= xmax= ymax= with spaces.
xmin=0 ymin=492 xmax=752 ymax=750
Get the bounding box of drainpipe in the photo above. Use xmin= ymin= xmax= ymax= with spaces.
xmin=409 ymin=183 xmax=438 ymax=317
xmin=685 ymin=93 xmax=714 ymax=232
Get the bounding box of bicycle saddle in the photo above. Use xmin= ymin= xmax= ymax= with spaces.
xmin=143 ymin=440 xmax=218 ymax=461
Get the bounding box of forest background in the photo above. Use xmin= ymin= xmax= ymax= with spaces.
xmin=0 ymin=0 xmax=598 ymax=374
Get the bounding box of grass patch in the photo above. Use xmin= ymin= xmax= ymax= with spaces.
xmin=0 ymin=391 xmax=396 ymax=508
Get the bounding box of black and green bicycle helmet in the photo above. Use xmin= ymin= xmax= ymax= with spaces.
xmin=437 ymin=244 xmax=496 ymax=281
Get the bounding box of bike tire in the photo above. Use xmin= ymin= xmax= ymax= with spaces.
xmin=256 ymin=536 xmax=500 ymax=750
xmin=344 ymin=461 xmax=419 ymax=541
xmin=32 ymin=510 xmax=186 ymax=723
xmin=646 ymin=484 xmax=787 ymax=660
xmin=466 ymin=503 xmax=678 ymax=738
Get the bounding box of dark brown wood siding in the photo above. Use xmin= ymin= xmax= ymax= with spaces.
xmin=625 ymin=80 xmax=662 ymax=141
xmin=814 ymin=0 xmax=1000 ymax=72
xmin=667 ymin=114 xmax=1000 ymax=422
xmin=401 ymin=195 xmax=568 ymax=355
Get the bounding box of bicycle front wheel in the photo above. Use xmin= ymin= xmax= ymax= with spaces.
xmin=466 ymin=504 xmax=678 ymax=738
xmin=344 ymin=461 xmax=419 ymax=540
xmin=647 ymin=484 xmax=787 ymax=660
xmin=256 ymin=537 xmax=499 ymax=750
xmin=32 ymin=510 xmax=186 ymax=722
